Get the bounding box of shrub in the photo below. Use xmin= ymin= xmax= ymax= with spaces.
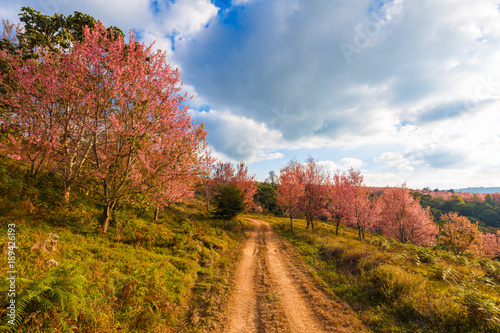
xmin=212 ymin=184 xmax=245 ymax=222
xmin=368 ymin=265 xmax=419 ymax=303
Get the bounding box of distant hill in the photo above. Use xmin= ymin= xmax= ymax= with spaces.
xmin=453 ymin=187 xmax=500 ymax=194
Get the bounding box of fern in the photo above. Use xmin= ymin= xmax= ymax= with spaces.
xmin=0 ymin=264 xmax=87 ymax=332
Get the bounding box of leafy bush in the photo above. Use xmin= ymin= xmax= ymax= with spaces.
xmin=368 ymin=265 xmax=420 ymax=303
xmin=212 ymin=184 xmax=245 ymax=222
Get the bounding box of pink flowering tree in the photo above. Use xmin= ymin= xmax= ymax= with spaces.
xmin=481 ymin=231 xmax=500 ymax=259
xmin=299 ymin=156 xmax=330 ymax=231
xmin=377 ymin=184 xmax=438 ymax=246
xmin=326 ymin=172 xmax=345 ymax=235
xmin=337 ymin=169 xmax=378 ymax=240
xmin=137 ymin=127 xmax=213 ymax=221
xmin=277 ymin=159 xmax=304 ymax=232
xmin=0 ymin=20 xmax=120 ymax=203
xmin=2 ymin=22 xmax=209 ymax=232
xmin=234 ymin=161 xmax=258 ymax=209
xmin=81 ymin=24 xmax=208 ymax=232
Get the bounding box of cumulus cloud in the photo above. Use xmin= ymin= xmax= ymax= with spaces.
xmin=175 ymin=0 xmax=500 ymax=143
xmin=193 ymin=109 xmax=285 ymax=162
xmin=317 ymin=160 xmax=342 ymax=173
xmin=340 ymin=157 xmax=363 ymax=169
xmin=152 ymin=0 xmax=218 ymax=39
xmin=3 ymin=0 xmax=500 ymax=188
xmin=316 ymin=158 xmax=365 ymax=174
xmin=173 ymin=0 xmax=500 ymax=167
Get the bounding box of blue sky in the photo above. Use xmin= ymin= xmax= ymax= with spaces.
xmin=2 ymin=0 xmax=500 ymax=189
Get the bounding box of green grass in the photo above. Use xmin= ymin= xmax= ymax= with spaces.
xmin=249 ymin=214 xmax=500 ymax=333
xmin=2 ymin=152 xmax=499 ymax=332
xmin=0 ymin=156 xmax=245 ymax=332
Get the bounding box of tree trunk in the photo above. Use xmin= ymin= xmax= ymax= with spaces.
xmin=310 ymin=218 xmax=314 ymax=231
xmin=335 ymin=220 xmax=340 ymax=235
xmin=101 ymin=202 xmax=113 ymax=233
xmin=63 ymin=184 xmax=71 ymax=204
xmin=154 ymin=207 xmax=160 ymax=221
xmin=30 ymin=161 xmax=37 ymax=178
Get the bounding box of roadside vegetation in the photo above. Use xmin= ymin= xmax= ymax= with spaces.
xmin=2 ymin=6 xmax=499 ymax=333
xmin=0 ymin=156 xmax=244 ymax=332
xmin=250 ymin=214 xmax=500 ymax=333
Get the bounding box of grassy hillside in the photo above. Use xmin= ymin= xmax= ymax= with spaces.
xmin=249 ymin=214 xmax=500 ymax=333
xmin=0 ymin=156 xmax=244 ymax=332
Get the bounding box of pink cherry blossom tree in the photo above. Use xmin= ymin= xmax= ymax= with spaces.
xmin=300 ymin=156 xmax=330 ymax=231
xmin=137 ymin=127 xmax=213 ymax=221
xmin=2 ymin=22 xmax=209 ymax=232
xmin=337 ymin=169 xmax=377 ymax=240
xmin=1 ymin=26 xmax=109 ymax=201
xmin=326 ymin=171 xmax=345 ymax=235
xmin=377 ymin=184 xmax=438 ymax=246
xmin=277 ymin=158 xmax=304 ymax=232
xmin=81 ymin=24 xmax=208 ymax=232
xmin=481 ymin=231 xmax=500 ymax=259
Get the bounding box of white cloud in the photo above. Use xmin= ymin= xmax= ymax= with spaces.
xmin=156 ymin=0 xmax=218 ymax=39
xmin=316 ymin=160 xmax=341 ymax=173
xmin=2 ymin=0 xmax=500 ymax=188
xmin=193 ymin=109 xmax=285 ymax=163
xmin=175 ymin=0 xmax=500 ymax=146
xmin=340 ymin=157 xmax=363 ymax=169
xmin=374 ymin=151 xmax=404 ymax=163
xmin=316 ymin=158 xmax=366 ymax=174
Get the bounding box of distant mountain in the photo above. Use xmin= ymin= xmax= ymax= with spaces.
xmin=453 ymin=187 xmax=500 ymax=194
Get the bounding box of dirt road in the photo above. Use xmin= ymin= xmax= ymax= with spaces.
xmin=221 ymin=218 xmax=367 ymax=333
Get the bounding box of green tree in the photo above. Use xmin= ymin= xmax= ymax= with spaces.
xmin=471 ymin=201 xmax=489 ymax=218
xmin=255 ymin=182 xmax=278 ymax=213
xmin=6 ymin=7 xmax=123 ymax=55
xmin=212 ymin=184 xmax=245 ymax=222
xmin=430 ymin=208 xmax=443 ymax=222
xmin=485 ymin=194 xmax=494 ymax=206
xmin=479 ymin=209 xmax=500 ymax=228
xmin=266 ymin=170 xmax=278 ymax=187
xmin=443 ymin=195 xmax=465 ymax=212
xmin=453 ymin=202 xmax=468 ymax=216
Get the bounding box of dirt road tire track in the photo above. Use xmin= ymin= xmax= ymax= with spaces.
xmin=220 ymin=218 xmax=367 ymax=333
xmin=223 ymin=223 xmax=260 ymax=332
